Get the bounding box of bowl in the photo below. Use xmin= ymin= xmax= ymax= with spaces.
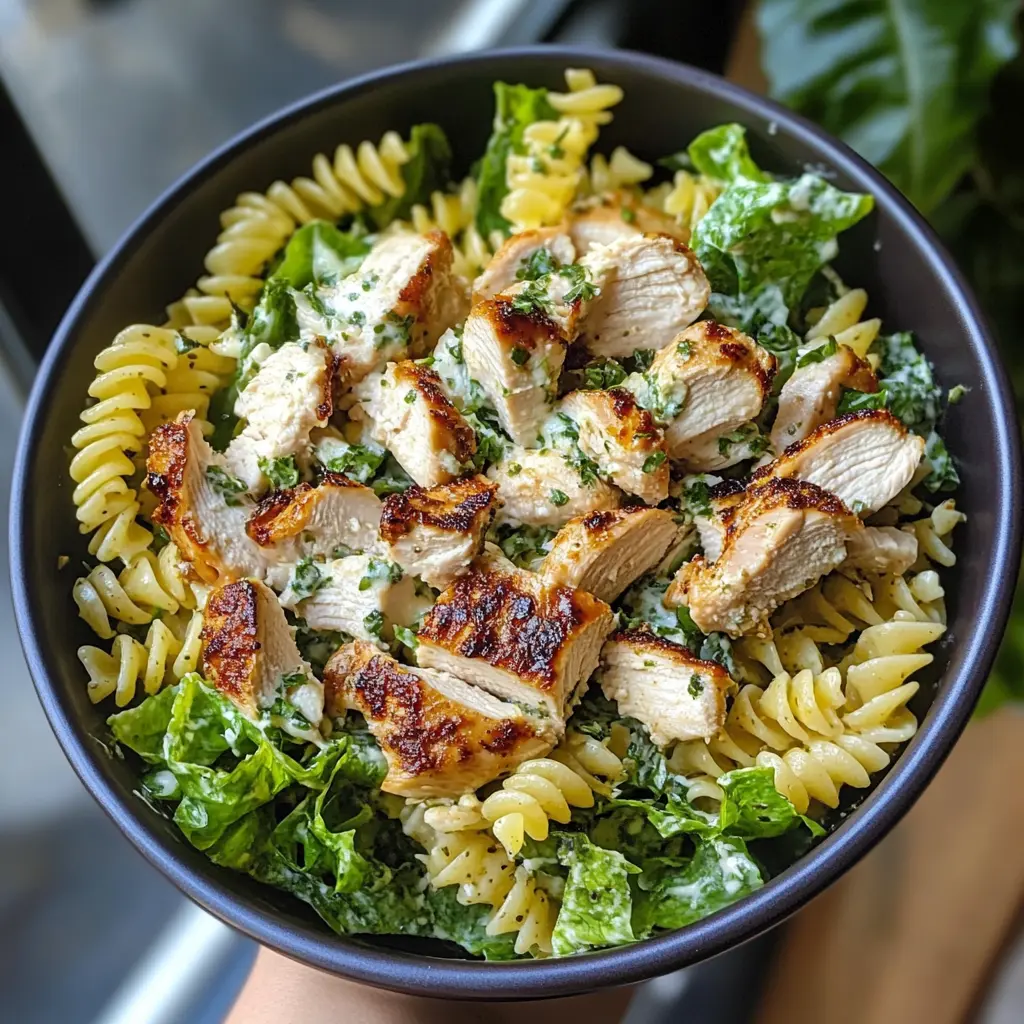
xmin=11 ymin=46 xmax=1023 ymax=999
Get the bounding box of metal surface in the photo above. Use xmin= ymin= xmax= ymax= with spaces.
xmin=10 ymin=45 xmax=1023 ymax=1001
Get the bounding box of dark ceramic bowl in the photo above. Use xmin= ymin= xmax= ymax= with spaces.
xmin=11 ymin=46 xmax=1022 ymax=999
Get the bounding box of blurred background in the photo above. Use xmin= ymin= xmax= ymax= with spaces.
xmin=2 ymin=1 xmax=1023 ymax=1021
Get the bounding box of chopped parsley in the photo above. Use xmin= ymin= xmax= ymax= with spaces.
xmin=507 ymin=462 xmax=522 ymax=476
xmin=676 ymin=340 xmax=692 ymax=359
xmin=581 ymin=358 xmax=627 ymax=390
xmin=517 ymin=247 xmax=560 ymax=281
xmin=205 ymin=465 xmax=248 ymax=506
xmin=796 ymin=337 xmax=839 ymax=368
xmin=549 ymin=489 xmax=569 ymax=507
xmin=688 ymin=674 xmax=706 ymax=698
xmin=717 ymin=427 xmax=770 ymax=458
xmin=404 ymin=390 xmax=417 ymax=404
xmin=642 ymin=451 xmax=667 ymax=474
xmin=559 ymin=263 xmax=598 ymax=303
xmin=287 ymin=557 xmax=331 ymax=602
xmin=393 ymin=624 xmax=418 ymax=651
xmin=257 ymin=455 xmax=299 ymax=491
xmin=358 ymin=558 xmax=404 ymax=591
xmin=363 ymin=610 xmax=385 ymax=638
xmin=511 ymin=345 xmax=531 ymax=366
xmin=620 ymin=206 xmax=637 ymax=223
xmin=509 ymin=279 xmax=550 ymax=316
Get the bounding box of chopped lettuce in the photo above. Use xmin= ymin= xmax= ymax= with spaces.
xmin=551 ymin=834 xmax=638 ymax=956
xmin=368 ymin=123 xmax=452 ymax=230
xmin=633 ymin=836 xmax=763 ymax=935
xmin=269 ymin=220 xmax=372 ymax=289
xmin=475 ymin=83 xmax=559 ymax=238
xmin=692 ymin=138 xmax=874 ymax=326
xmin=687 ymin=123 xmax=767 ymax=184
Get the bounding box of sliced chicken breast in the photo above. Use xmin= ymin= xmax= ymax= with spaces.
xmin=223 ymin=340 xmax=336 ymax=495
xmin=568 ymin=191 xmax=688 ymax=253
xmin=461 ymin=260 xmax=601 ymax=444
xmin=540 ymin=507 xmax=680 ymax=603
xmin=577 ymin=234 xmax=710 ymax=358
xmin=754 ymin=410 xmax=925 ymax=515
xmin=201 ymin=578 xmax=322 ymax=722
xmin=770 ymin=344 xmax=878 ymax=450
xmin=148 ymin=412 xmax=267 ymax=585
xmin=294 ymin=230 xmax=468 ymax=389
xmin=667 ymin=477 xmax=862 ymax=638
xmin=487 ymin=447 xmax=622 ymax=529
xmin=148 ymin=412 xmax=381 ymax=587
xmin=280 ymin=552 xmax=426 ymax=645
xmin=627 ymin=321 xmax=776 ymax=464
xmin=415 ymin=566 xmax=615 ymax=727
xmin=598 ymin=629 xmax=733 ymax=745
xmin=324 ymin=640 xmax=554 ymax=798
xmin=245 ymin=473 xmax=382 ymax=573
xmin=351 ymin=360 xmax=476 ymax=487
xmin=692 ymin=482 xmax=745 ymax=563
xmin=842 ymin=526 xmax=919 ymax=577
xmin=559 ymin=388 xmax=670 ymax=504
xmin=379 ymin=475 xmax=500 ymax=588
xmin=472 ymin=227 xmax=576 ymax=303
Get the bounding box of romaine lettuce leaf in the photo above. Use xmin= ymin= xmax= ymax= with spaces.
xmin=693 ymin=172 xmax=873 ymax=326
xmin=269 ymin=220 xmax=371 ymax=290
xmin=718 ymin=767 xmax=822 ymax=839
xmin=475 ymin=83 xmax=559 ymax=238
xmin=551 ymin=834 xmax=639 ymax=956
xmin=369 ymin=123 xmax=452 ymax=230
xmin=633 ymin=836 xmax=763 ymax=936
xmin=687 ymin=123 xmax=767 ymax=184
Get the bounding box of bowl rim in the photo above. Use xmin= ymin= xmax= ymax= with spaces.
xmin=11 ymin=44 xmax=1023 ymax=999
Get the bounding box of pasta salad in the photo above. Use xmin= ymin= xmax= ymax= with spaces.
xmin=69 ymin=68 xmax=962 ymax=959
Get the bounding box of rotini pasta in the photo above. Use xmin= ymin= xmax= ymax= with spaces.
xmin=659 ymin=169 xmax=722 ymax=236
xmin=501 ymin=68 xmax=623 ymax=231
xmin=402 ymin=804 xmax=556 ymax=955
xmin=805 ymin=286 xmax=881 ymax=357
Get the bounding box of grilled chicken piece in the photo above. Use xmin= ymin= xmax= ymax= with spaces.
xmin=472 ymin=228 xmax=576 ymax=303
xmin=245 ymin=473 xmax=382 ymax=566
xmin=148 ymin=412 xmax=381 ymax=587
xmin=754 ymin=410 xmax=925 ymax=515
xmin=149 ymin=412 xmax=266 ymax=585
xmin=560 ymin=388 xmax=669 ymax=504
xmin=842 ymin=526 xmax=919 ymax=577
xmin=487 ymin=447 xmax=621 ymax=529
xmin=379 ymin=476 xmax=500 ymax=588
xmin=540 ymin=507 xmax=680 ymax=603
xmin=627 ymin=321 xmax=776 ymax=465
xmin=598 ymin=630 xmax=732 ymax=745
xmin=324 ymin=641 xmax=554 ymax=798
xmin=294 ymin=230 xmax=468 ymax=389
xmin=461 ymin=261 xmax=601 ymax=443
xmin=280 ymin=553 xmax=426 ymax=644
xmin=667 ymin=478 xmax=862 ymax=637
xmin=351 ymin=360 xmax=476 ymax=487
xmin=770 ymin=344 xmax=878 ymax=450
xmin=415 ymin=566 xmax=615 ymax=726
xmin=201 ymin=579 xmax=322 ymax=722
xmin=576 ymin=234 xmax=710 ymax=358
xmin=223 ymin=341 xmax=336 ymax=495
xmin=691 ymin=482 xmax=745 ymax=563
xmin=568 ymin=191 xmax=688 ymax=253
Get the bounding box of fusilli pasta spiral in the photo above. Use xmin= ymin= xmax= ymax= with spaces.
xmin=70 ymin=326 xmax=179 ymax=558
xmin=401 ymin=804 xmax=556 ymax=955
xmin=805 ymin=287 xmax=881 ymax=358
xmin=501 ymin=68 xmax=622 ymax=231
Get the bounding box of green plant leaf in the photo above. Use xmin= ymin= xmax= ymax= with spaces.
xmin=758 ymin=0 xmax=1021 ymax=213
